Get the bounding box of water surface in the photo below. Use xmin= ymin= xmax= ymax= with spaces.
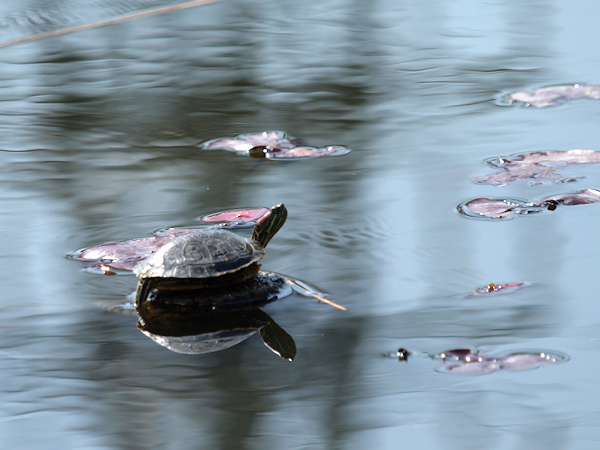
xmin=1 ymin=0 xmax=600 ymax=448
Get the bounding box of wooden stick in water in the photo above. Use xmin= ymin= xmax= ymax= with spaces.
xmin=285 ymin=279 xmax=347 ymax=311
xmin=0 ymin=0 xmax=220 ymax=49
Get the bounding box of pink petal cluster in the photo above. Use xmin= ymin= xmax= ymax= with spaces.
xmin=436 ymin=349 xmax=568 ymax=374
xmin=70 ymin=207 xmax=271 ymax=274
xmin=200 ymin=131 xmax=350 ymax=160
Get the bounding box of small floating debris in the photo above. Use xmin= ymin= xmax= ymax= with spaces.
xmin=476 ymin=149 xmax=600 ymax=186
xmin=200 ymin=131 xmax=351 ymax=160
xmin=467 ymin=282 xmax=526 ymax=297
xmin=500 ymin=83 xmax=600 ymax=107
xmin=457 ymin=189 xmax=600 ymax=220
xmin=395 ymin=348 xmax=411 ymax=362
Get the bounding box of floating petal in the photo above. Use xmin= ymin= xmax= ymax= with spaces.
xmin=544 ymin=188 xmax=600 ymax=206
xmin=200 ymin=131 xmax=302 ymax=152
xmin=264 ymin=145 xmax=351 ymax=160
xmin=199 ymin=131 xmax=350 ymax=160
xmin=457 ymin=197 xmax=543 ymax=220
xmin=436 ymin=349 xmax=568 ymax=375
xmin=499 ymin=351 xmax=569 ymax=371
xmin=200 ymin=207 xmax=270 ymax=225
xmin=458 ymin=190 xmax=600 ymax=220
xmin=476 ymin=149 xmax=600 ymax=185
xmin=438 ymin=360 xmax=500 ymax=374
xmin=439 ymin=349 xmax=485 ymax=363
xmin=71 ymin=236 xmax=173 ymax=271
xmin=503 ymin=84 xmax=600 ymax=107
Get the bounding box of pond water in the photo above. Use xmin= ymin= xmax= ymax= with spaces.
xmin=1 ymin=0 xmax=600 ymax=448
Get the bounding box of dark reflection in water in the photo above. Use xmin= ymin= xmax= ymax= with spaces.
xmin=137 ymin=294 xmax=297 ymax=359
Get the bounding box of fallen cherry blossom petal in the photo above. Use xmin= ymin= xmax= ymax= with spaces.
xmin=490 ymin=149 xmax=600 ymax=167
xmin=476 ymin=149 xmax=600 ymax=185
xmin=73 ymin=237 xmax=170 ymax=262
xmin=256 ymin=145 xmax=352 ymax=160
xmin=200 ymin=131 xmax=303 ymax=152
xmin=544 ymin=188 xmax=600 ymax=205
xmin=457 ymin=197 xmax=545 ymax=219
xmin=200 ymin=207 xmax=270 ymax=224
xmin=439 ymin=349 xmax=485 ymax=362
xmin=85 ymin=263 xmax=134 ymax=275
xmin=199 ymin=131 xmax=351 ymax=160
xmin=439 ymin=360 xmax=500 ymax=374
xmin=153 ymin=227 xmax=207 ymax=237
xmin=459 ymin=190 xmax=600 ymax=220
xmin=460 ymin=197 xmax=521 ymax=218
xmin=499 ymin=351 xmax=569 ymax=371
xmin=503 ymin=83 xmax=600 ymax=107
xmin=436 ymin=349 xmax=568 ymax=375
xmin=244 ymin=131 xmax=303 ymax=147
xmin=70 ymin=236 xmax=174 ymax=271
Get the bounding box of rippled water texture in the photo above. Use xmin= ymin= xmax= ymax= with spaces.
xmin=1 ymin=1 xmax=600 ymax=448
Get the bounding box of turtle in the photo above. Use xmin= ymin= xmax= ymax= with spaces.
xmin=133 ymin=203 xmax=288 ymax=298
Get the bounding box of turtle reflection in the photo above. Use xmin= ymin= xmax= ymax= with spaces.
xmin=136 ymin=276 xmax=296 ymax=360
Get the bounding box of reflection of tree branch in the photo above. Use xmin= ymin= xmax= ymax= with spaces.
xmin=0 ymin=0 xmax=220 ymax=49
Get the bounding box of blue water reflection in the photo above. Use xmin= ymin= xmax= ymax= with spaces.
xmin=1 ymin=0 xmax=600 ymax=448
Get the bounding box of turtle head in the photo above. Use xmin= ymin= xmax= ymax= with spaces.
xmin=252 ymin=203 xmax=287 ymax=248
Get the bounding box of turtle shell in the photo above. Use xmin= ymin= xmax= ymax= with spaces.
xmin=133 ymin=229 xmax=266 ymax=281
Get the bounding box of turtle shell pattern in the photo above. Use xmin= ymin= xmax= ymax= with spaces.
xmin=134 ymin=229 xmax=266 ymax=280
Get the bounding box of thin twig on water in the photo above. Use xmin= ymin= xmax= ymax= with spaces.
xmin=0 ymin=0 xmax=220 ymax=49
xmin=285 ymin=279 xmax=347 ymax=311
